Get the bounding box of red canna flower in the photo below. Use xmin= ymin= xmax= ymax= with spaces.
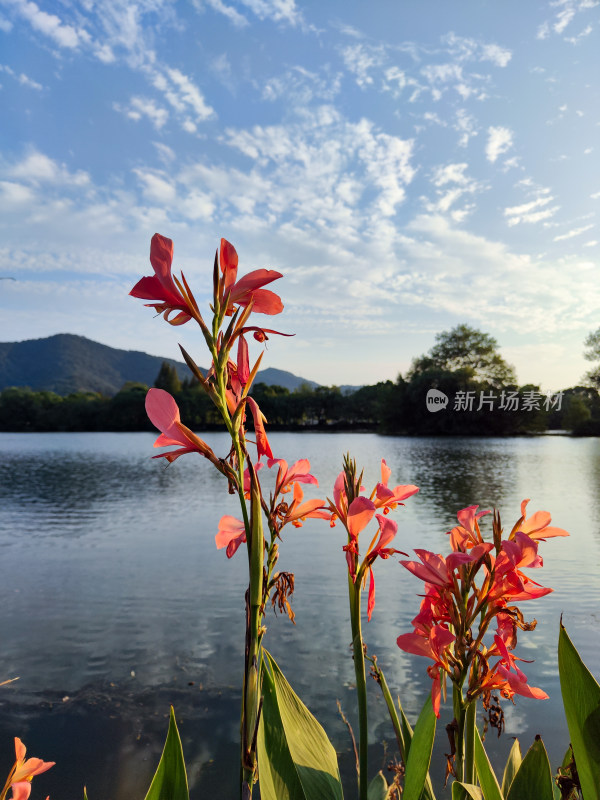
xmin=448 ymin=504 xmax=491 ymax=551
xmin=145 ymin=388 xmax=223 ymax=470
xmin=219 ymin=238 xmax=283 ymax=316
xmin=513 ymin=499 xmax=569 ymax=541
xmin=130 ymin=233 xmax=200 ymax=326
xmin=373 ymin=460 xmax=419 ymax=513
xmin=1 ymin=738 xmax=54 ymax=800
xmin=400 ymin=548 xmax=486 ymax=589
xmin=279 ymin=483 xmax=330 ymax=529
xmin=397 ymin=625 xmax=456 ymax=717
xmin=267 ymin=458 xmax=319 ymax=496
xmin=364 ymin=514 xmax=407 ymax=620
xmin=215 ymin=516 xmax=247 ymax=558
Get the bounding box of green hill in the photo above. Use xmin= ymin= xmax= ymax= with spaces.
xmin=0 ymin=334 xmax=319 ymax=396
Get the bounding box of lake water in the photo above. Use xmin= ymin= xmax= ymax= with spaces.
xmin=0 ymin=432 xmax=598 ymax=798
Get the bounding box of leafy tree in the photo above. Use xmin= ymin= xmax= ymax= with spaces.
xmin=154 ymin=361 xmax=182 ymax=395
xmin=562 ymin=394 xmax=592 ymax=432
xmin=583 ymin=327 xmax=600 ymax=388
xmin=408 ymin=324 xmax=516 ymax=388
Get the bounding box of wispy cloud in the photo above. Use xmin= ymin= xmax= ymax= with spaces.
xmin=113 ymin=97 xmax=169 ymax=130
xmin=6 ymin=0 xmax=86 ymax=49
xmin=504 ymin=192 xmax=560 ymax=226
xmin=485 ymin=126 xmax=514 ymax=163
xmin=7 ymin=150 xmax=90 ymax=186
xmin=0 ymin=62 xmax=42 ymax=89
xmin=553 ymin=223 xmax=595 ymax=241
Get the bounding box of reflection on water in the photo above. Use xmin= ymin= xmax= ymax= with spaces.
xmin=0 ymin=432 xmax=598 ymax=798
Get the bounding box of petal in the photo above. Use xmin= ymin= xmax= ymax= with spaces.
xmin=373 ymin=514 xmax=398 ymax=552
xmin=231 ymin=269 xmax=283 ymax=294
xmin=215 ymin=516 xmax=246 ymax=556
xmin=220 ymin=238 xmax=238 ymax=288
xmin=9 ymin=783 xmax=32 ymax=800
xmin=237 ymin=287 xmax=284 ymax=315
xmin=367 ymin=567 xmax=376 ymax=621
xmin=237 ymin=334 xmax=250 ymax=386
xmin=146 ymin=389 xmax=181 ymax=436
xmin=396 ymin=631 xmax=435 ymax=659
xmin=150 ymin=233 xmax=174 ymax=286
xmin=380 ymin=459 xmax=392 ymax=486
xmin=246 ymin=396 xmax=274 ymax=460
xmin=14 ymin=738 xmax=26 ymax=762
xmin=347 ymin=496 xmax=376 ymax=538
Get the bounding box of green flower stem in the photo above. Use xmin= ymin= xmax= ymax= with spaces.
xmin=453 ymin=684 xmax=466 ymax=786
xmin=464 ymin=698 xmax=476 ymax=786
xmin=208 ymin=323 xmax=261 ymax=797
xmin=349 ymin=574 xmax=368 ymax=800
xmin=367 ymin=656 xmax=406 ymax=761
xmin=452 ymin=684 xmax=478 ymax=800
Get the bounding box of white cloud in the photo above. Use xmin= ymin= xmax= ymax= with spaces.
xmin=262 ymin=66 xmax=342 ymax=104
xmin=0 ymin=180 xmax=35 ymax=205
xmin=504 ymin=193 xmax=560 ymax=226
xmin=238 ymin=0 xmax=304 ymax=26
xmin=554 ymin=7 xmax=576 ymax=33
xmin=133 ymin=169 xmax=176 ymax=203
xmin=454 ymin=109 xmax=478 ymax=148
xmin=164 ymin=67 xmax=215 ymax=120
xmin=7 ymin=150 xmax=90 ymax=186
xmin=153 ymin=142 xmax=176 ymax=164
xmin=431 ymin=163 xmax=470 ymax=187
xmin=421 ymin=63 xmax=463 ymax=84
xmin=553 ymin=223 xmax=595 ymax=241
xmin=114 ymin=96 xmax=169 ymax=130
xmin=480 ymin=43 xmax=512 ymax=67
xmin=341 ymin=43 xmax=385 ymax=87
xmin=0 ymin=63 xmax=42 ymax=90
xmin=94 ymin=43 xmax=116 ymax=63
xmin=485 ymin=126 xmax=513 ymax=163
xmin=201 ymin=0 xmax=249 ymax=28
xmin=0 ymin=14 xmax=13 ymax=32
xmin=9 ymin=0 xmax=84 ymax=48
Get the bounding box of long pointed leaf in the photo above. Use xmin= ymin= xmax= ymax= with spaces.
xmin=558 ymin=623 xmax=600 ymax=800
xmin=257 ymin=663 xmax=304 ymax=800
xmin=452 ymin=782 xmax=484 ymax=800
xmin=501 ymin=739 xmax=522 ymax=798
xmin=473 ymin=727 xmax=503 ymax=800
xmin=403 ymin=694 xmax=437 ymax=800
xmin=368 ymin=771 xmax=390 ymax=800
xmin=143 ymin=706 xmax=189 ymax=800
xmin=506 ymin=738 xmax=553 ymax=800
xmin=396 ymin=695 xmax=437 ymax=800
xmin=258 ymin=649 xmax=343 ymax=800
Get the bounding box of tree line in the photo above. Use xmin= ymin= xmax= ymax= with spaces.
xmin=1 ymin=324 xmax=599 ymax=435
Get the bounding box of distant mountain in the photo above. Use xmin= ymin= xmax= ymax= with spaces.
xmin=253 ymin=367 xmax=318 ymax=392
xmin=0 ymin=334 xmax=321 ymax=396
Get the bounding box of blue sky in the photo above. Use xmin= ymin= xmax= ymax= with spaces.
xmin=0 ymin=0 xmax=598 ymax=390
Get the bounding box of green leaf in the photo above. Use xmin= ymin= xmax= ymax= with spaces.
xmin=83 ymin=790 xmax=89 ymax=800
xmin=452 ymin=782 xmax=484 ymax=800
xmin=473 ymin=727 xmax=503 ymax=800
xmin=396 ymin=695 xmax=437 ymax=800
xmin=506 ymin=738 xmax=553 ymax=800
xmin=558 ymin=623 xmax=600 ymax=800
xmin=368 ymin=771 xmax=390 ymax=800
xmin=143 ymin=706 xmax=189 ymax=800
xmin=403 ymin=693 xmax=437 ymax=800
xmin=501 ymin=739 xmax=522 ymax=798
xmin=257 ymin=649 xmax=343 ymax=800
